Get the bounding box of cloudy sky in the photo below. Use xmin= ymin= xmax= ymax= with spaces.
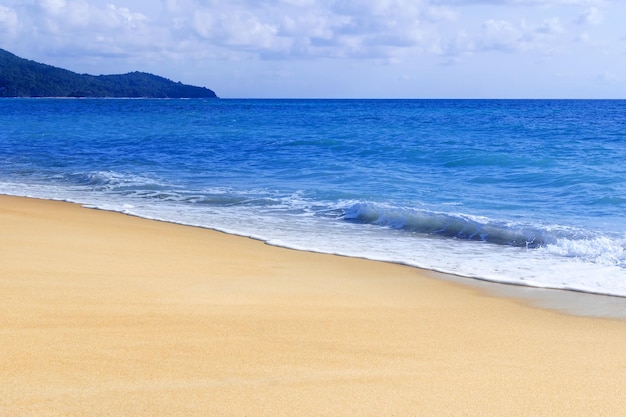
xmin=1 ymin=0 xmax=625 ymax=98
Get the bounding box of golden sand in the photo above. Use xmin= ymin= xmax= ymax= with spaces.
xmin=1 ymin=195 xmax=625 ymax=416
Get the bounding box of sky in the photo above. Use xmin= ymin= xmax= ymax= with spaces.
xmin=1 ymin=0 xmax=625 ymax=98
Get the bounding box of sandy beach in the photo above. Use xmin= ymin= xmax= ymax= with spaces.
xmin=1 ymin=194 xmax=625 ymax=417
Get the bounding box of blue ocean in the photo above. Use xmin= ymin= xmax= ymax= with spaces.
xmin=2 ymin=98 xmax=626 ymax=297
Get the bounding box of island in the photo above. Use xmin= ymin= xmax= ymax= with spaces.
xmin=0 ymin=48 xmax=218 ymax=98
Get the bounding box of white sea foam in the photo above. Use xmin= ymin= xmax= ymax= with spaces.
xmin=3 ymin=181 xmax=626 ymax=298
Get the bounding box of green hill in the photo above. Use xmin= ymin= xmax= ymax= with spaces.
xmin=0 ymin=49 xmax=218 ymax=98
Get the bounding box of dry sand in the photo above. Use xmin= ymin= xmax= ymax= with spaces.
xmin=1 ymin=195 xmax=625 ymax=416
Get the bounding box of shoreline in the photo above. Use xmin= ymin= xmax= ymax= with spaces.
xmin=2 ymin=194 xmax=625 ymax=416
xmin=73 ymin=208 xmax=626 ymax=320
xmin=11 ymin=194 xmax=626 ymax=320
xmin=431 ymin=269 xmax=626 ymax=320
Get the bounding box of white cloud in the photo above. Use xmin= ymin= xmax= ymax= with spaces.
xmin=575 ymin=7 xmax=603 ymax=25
xmin=1 ymin=0 xmax=625 ymax=98
xmin=151 ymin=0 xmax=457 ymax=60
xmin=40 ymin=0 xmax=66 ymax=15
xmin=29 ymin=0 xmax=148 ymax=31
xmin=0 ymin=5 xmax=19 ymax=37
xmin=443 ymin=15 xmax=565 ymax=55
xmin=576 ymin=31 xmax=591 ymax=43
xmin=479 ymin=19 xmax=524 ymax=51
xmin=4 ymin=0 xmax=153 ymax=58
xmin=0 ymin=0 xmax=581 ymax=63
xmin=535 ymin=17 xmax=565 ymax=34
xmin=190 ymin=8 xmax=281 ymax=50
xmin=439 ymin=0 xmax=605 ymax=5
xmin=597 ymin=71 xmax=619 ymax=84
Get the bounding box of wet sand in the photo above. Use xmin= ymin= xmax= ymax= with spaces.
xmin=1 ymin=195 xmax=625 ymax=417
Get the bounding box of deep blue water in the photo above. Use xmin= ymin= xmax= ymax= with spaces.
xmin=2 ymin=98 xmax=626 ymax=296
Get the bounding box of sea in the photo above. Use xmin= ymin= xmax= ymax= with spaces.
xmin=2 ymin=98 xmax=626 ymax=298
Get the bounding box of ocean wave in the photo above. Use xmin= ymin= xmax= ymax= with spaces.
xmin=547 ymin=235 xmax=626 ymax=267
xmin=342 ymin=202 xmax=626 ymax=270
xmin=60 ymin=170 xmax=166 ymax=190
xmin=343 ymin=202 xmax=556 ymax=248
xmin=53 ymin=171 xmax=330 ymax=212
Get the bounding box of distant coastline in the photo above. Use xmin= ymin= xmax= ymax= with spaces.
xmin=0 ymin=48 xmax=218 ymax=99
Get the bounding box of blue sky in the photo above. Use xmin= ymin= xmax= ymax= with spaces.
xmin=1 ymin=0 xmax=625 ymax=98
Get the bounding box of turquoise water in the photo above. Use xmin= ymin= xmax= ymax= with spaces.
xmin=2 ymin=98 xmax=626 ymax=296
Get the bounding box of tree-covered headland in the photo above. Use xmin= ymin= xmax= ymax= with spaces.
xmin=0 ymin=49 xmax=218 ymax=98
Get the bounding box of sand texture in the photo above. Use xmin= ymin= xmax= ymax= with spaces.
xmin=1 ymin=195 xmax=625 ymax=416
